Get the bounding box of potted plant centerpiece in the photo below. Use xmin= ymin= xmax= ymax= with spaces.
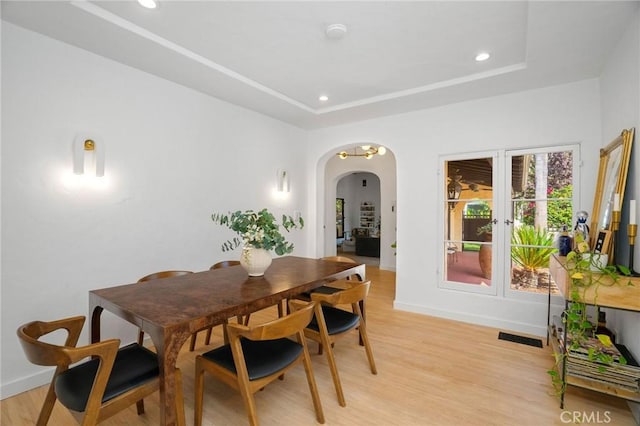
xmin=212 ymin=208 xmax=304 ymax=276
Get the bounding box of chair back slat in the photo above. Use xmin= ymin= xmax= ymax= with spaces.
xmin=210 ymin=261 xmax=240 ymax=270
xmin=229 ymin=302 xmax=315 ymax=341
xmin=312 ymin=280 xmax=370 ymax=305
xmin=138 ymin=270 xmax=192 ymax=282
xmin=321 ymin=256 xmax=356 ymax=263
xmin=17 ymin=316 xmax=85 ymax=367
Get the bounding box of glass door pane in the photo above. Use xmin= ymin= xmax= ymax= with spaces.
xmin=444 ymin=157 xmax=494 ymax=288
xmin=508 ymin=150 xmax=573 ymax=295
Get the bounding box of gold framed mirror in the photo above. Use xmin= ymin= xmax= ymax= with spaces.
xmin=589 ymin=128 xmax=634 ymax=256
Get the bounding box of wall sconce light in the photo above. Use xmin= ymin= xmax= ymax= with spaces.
xmin=73 ymin=135 xmax=105 ymax=177
xmin=276 ymin=169 xmax=290 ymax=192
xmin=337 ymin=145 xmax=387 ymax=160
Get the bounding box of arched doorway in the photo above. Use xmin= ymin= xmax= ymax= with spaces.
xmin=319 ymin=144 xmax=397 ymax=271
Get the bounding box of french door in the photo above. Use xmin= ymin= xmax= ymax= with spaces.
xmin=441 ymin=145 xmax=579 ymax=300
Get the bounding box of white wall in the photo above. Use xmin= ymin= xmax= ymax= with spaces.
xmin=0 ymin=23 xmax=311 ymax=397
xmin=599 ymin=8 xmax=640 ymax=419
xmin=309 ymin=79 xmax=603 ymax=337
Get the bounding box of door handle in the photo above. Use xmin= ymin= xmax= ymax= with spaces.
xmin=505 ymin=219 xmax=513 ymax=225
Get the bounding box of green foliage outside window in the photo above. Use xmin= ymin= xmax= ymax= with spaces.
xmin=510 ymin=225 xmax=556 ymax=272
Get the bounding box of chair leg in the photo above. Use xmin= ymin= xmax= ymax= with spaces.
xmin=357 ymin=318 xmax=377 ymax=375
xmin=277 ymin=300 xmax=285 ymax=318
xmin=36 ymin=381 xmax=58 ymax=426
xmin=189 ymin=331 xmax=198 ymax=352
xmin=236 ymin=376 xmax=259 ymax=426
xmin=300 ymin=334 xmax=325 ymax=423
xmin=204 ymin=327 xmax=213 ymax=346
xmin=175 ymin=368 xmax=186 ymax=426
xmin=321 ymin=335 xmax=346 ymax=407
xmin=222 ymin=319 xmax=230 ymax=345
xmin=243 ymin=314 xmax=251 ymax=326
xmin=194 ymin=360 xmax=205 ymax=426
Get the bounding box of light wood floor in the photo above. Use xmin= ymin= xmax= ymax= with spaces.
xmin=2 ymin=266 xmax=636 ymax=425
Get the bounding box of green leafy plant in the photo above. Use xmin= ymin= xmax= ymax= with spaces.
xmin=510 ymin=225 xmax=556 ymax=271
xmin=212 ymin=208 xmax=304 ymax=256
xmin=476 ymin=223 xmax=493 ymax=236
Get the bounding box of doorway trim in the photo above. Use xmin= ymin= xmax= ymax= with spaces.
xmin=318 ymin=143 xmax=397 ymax=271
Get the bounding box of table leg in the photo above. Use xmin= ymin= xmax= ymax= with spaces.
xmin=150 ymin=329 xmax=190 ymax=426
xmin=90 ymin=305 xmax=103 ymax=343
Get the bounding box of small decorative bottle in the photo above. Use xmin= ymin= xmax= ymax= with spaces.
xmin=559 ymin=225 xmax=572 ymax=256
xmin=574 ymin=211 xmax=590 ymax=248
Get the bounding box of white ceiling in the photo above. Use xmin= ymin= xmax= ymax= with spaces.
xmin=2 ymin=1 xmax=638 ymax=129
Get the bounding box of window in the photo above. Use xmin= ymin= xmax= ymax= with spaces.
xmin=441 ymin=145 xmax=579 ymax=300
xmin=506 ymin=148 xmax=575 ymax=298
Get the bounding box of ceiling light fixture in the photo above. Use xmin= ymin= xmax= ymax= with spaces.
xmin=137 ymin=0 xmax=158 ymax=9
xmin=475 ymin=52 xmax=490 ymax=62
xmin=325 ymin=23 xmax=347 ymax=40
xmin=337 ymin=146 xmax=387 ymax=160
xmin=319 ymin=95 xmax=329 ymax=102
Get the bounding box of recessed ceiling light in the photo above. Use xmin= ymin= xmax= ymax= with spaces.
xmin=325 ymin=24 xmax=347 ymax=40
xmin=138 ymin=0 xmax=158 ymax=9
xmin=475 ymin=52 xmax=490 ymax=62
xmin=319 ymin=95 xmax=329 ymax=102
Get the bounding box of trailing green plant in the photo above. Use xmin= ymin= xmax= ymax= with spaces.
xmin=547 ymin=247 xmax=633 ymax=396
xmin=211 ymin=208 xmax=304 ymax=256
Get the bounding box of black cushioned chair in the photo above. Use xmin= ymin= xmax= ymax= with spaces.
xmin=296 ymin=256 xmax=362 ymax=302
xmin=194 ymin=301 xmax=324 ymax=426
xmin=17 ymin=315 xmax=185 ymax=425
xmin=297 ymin=281 xmax=377 ymax=407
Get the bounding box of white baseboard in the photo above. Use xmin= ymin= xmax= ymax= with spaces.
xmin=1 ymin=368 xmax=53 ymax=400
xmin=393 ymin=301 xmax=547 ymax=337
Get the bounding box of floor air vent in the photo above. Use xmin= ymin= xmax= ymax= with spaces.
xmin=498 ymin=332 xmax=543 ymax=348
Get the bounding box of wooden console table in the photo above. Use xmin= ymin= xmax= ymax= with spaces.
xmin=548 ymin=254 xmax=640 ymax=408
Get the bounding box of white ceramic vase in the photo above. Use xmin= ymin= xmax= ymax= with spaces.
xmin=240 ymin=246 xmax=272 ymax=276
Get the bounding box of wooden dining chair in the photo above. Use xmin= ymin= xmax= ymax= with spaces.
xmin=295 ymin=256 xmax=362 ymax=304
xmin=210 ymin=260 xmax=241 ymax=270
xmin=138 ymin=270 xmax=220 ymax=351
xmin=296 ymin=280 xmax=377 ymax=407
xmin=194 ymin=301 xmax=325 ymax=426
xmin=16 ymin=315 xmax=185 ymax=426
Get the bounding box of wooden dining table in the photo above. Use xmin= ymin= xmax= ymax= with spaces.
xmin=89 ymin=256 xmax=365 ymax=426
